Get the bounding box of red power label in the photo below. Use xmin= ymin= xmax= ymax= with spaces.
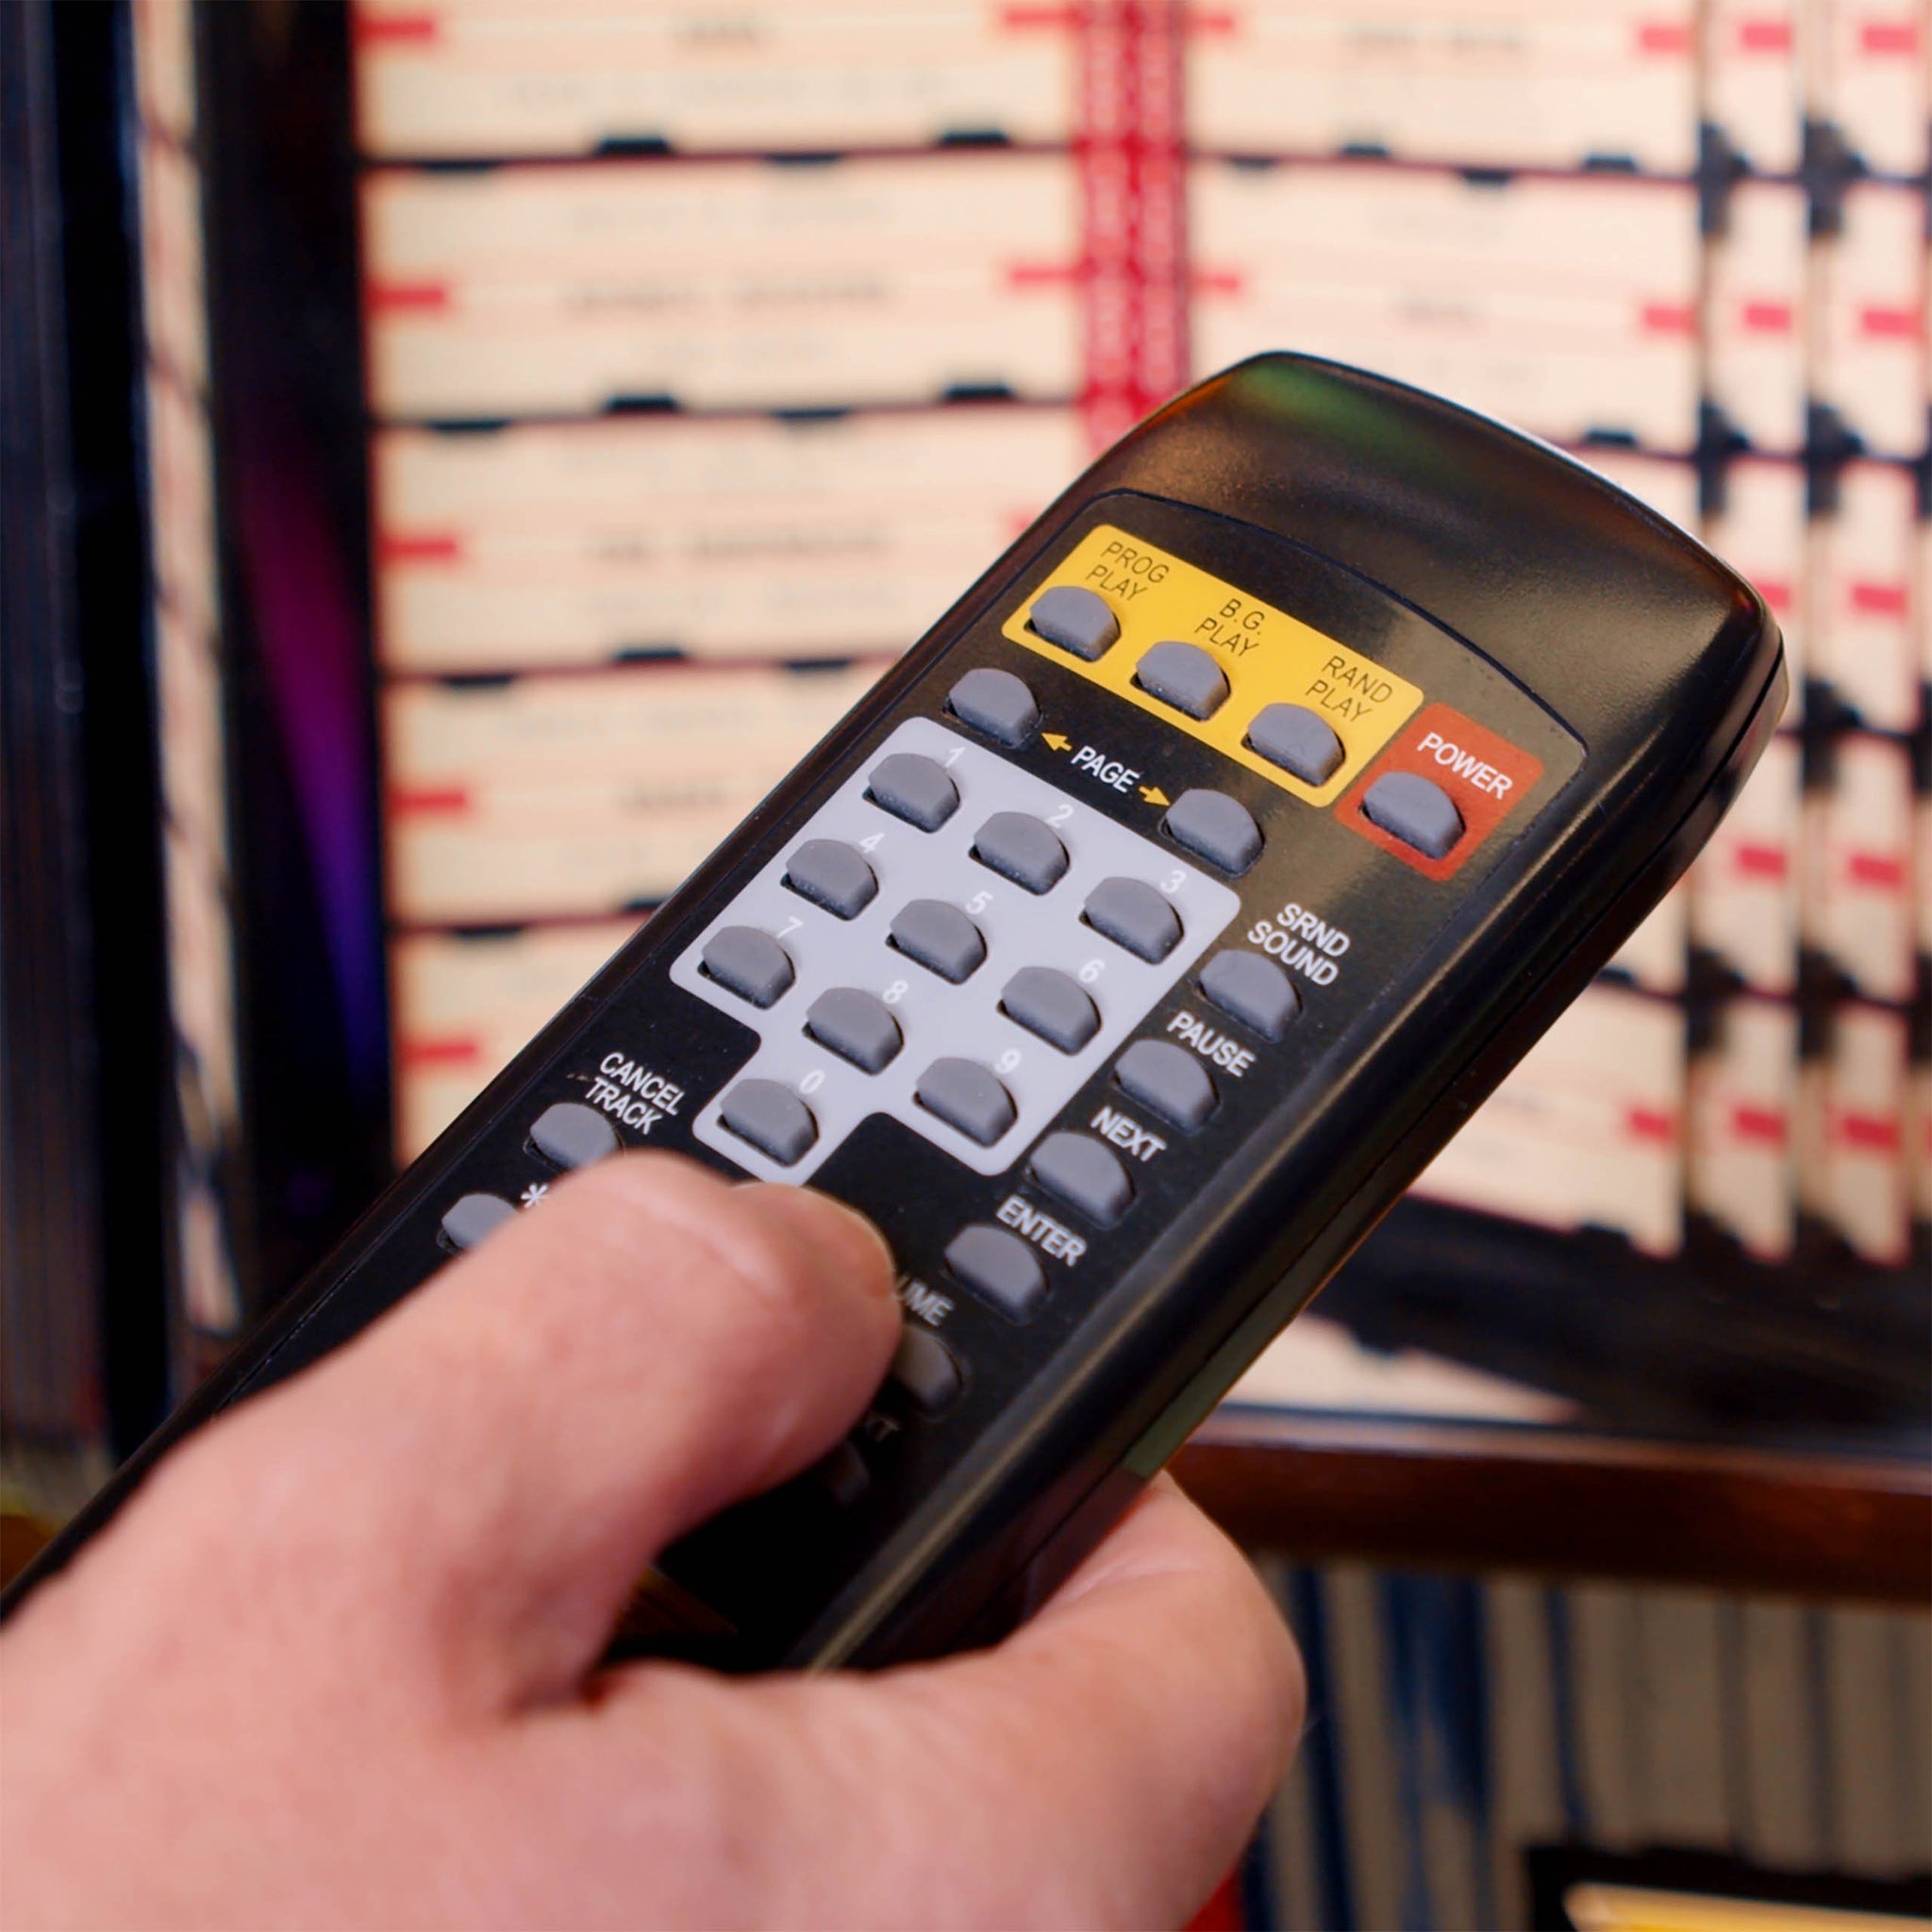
xmin=1339 ymin=702 xmax=1545 ymax=879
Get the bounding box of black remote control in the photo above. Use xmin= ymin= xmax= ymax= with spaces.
xmin=6 ymin=357 xmax=1783 ymax=1667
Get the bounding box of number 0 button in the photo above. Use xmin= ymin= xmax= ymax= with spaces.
xmin=720 ymin=1079 xmax=818 ymax=1166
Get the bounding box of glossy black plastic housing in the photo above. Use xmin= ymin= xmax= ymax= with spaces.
xmin=4 ymin=358 xmax=1784 ymax=1664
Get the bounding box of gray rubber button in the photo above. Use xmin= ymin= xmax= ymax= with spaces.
xmin=1246 ymin=703 xmax=1344 ymax=784
xmin=1363 ymin=771 xmax=1464 ymax=859
xmin=530 ymin=1101 xmax=621 ymax=1169
xmin=1163 ymin=788 xmax=1262 ymax=874
xmin=972 ymin=810 xmax=1069 ymax=893
xmin=890 ymin=898 xmax=986 ymax=982
xmin=1084 ymin=875 xmax=1181 ymax=962
xmin=948 ymin=667 xmax=1040 ymax=748
xmin=719 ymin=1078 xmax=818 ymax=1165
xmin=440 ymin=1191 xmax=516 ymax=1252
xmin=1028 ymin=584 xmax=1119 ymax=661
xmin=867 ymin=752 xmax=959 ymax=831
xmin=1115 ymin=1039 xmax=1218 ymax=1130
xmin=1027 ymin=1131 xmax=1132 ymax=1225
xmin=783 ymin=838 xmax=877 ymax=919
xmin=701 ymin=924 xmax=795 ymax=1007
xmin=891 ymin=1325 xmax=962 ymax=1414
xmin=1000 ymin=965 xmax=1100 ymax=1054
xmin=815 ymin=1440 xmax=870 ymax=1507
xmin=915 ymin=1057 xmax=1018 ymax=1145
xmin=1199 ymin=949 xmax=1300 ymax=1040
xmin=805 ymin=987 xmax=902 ymax=1073
xmin=1135 ymin=640 xmax=1230 ymax=720
xmin=943 ymin=1224 xmax=1047 ymax=1321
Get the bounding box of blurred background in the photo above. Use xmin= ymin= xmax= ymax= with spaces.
xmin=2 ymin=2 xmax=1926 ymax=1925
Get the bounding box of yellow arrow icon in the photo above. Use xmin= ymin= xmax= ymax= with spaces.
xmin=1041 ymin=732 xmax=1073 ymax=752
xmin=1140 ymin=784 xmax=1171 ymax=807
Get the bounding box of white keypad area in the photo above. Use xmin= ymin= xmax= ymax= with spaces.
xmin=671 ymin=716 xmax=1241 ymax=1182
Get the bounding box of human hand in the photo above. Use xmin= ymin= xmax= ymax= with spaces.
xmin=0 ymin=1155 xmax=1302 ymax=1929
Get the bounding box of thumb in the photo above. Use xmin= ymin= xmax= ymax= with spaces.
xmin=146 ymin=1154 xmax=901 ymax=1712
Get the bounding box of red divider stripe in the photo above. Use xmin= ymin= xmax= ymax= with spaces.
xmin=1006 ymin=259 xmax=1085 ymax=287
xmin=1734 ymin=841 xmax=1789 ymax=879
xmin=1859 ymin=305 xmax=1918 ymax=339
xmin=379 ymin=532 xmax=464 ymax=564
xmin=1850 ymin=580 xmax=1907 ymax=616
xmin=356 ymin=10 xmax=440 ymax=44
xmin=1739 ymin=17 xmax=1794 ymax=50
xmin=368 ymin=280 xmax=451 ymax=313
xmin=1636 ymin=20 xmax=1693 ymax=52
xmin=1845 ymin=852 xmax=1905 ymax=889
xmin=1730 ymin=1104 xmax=1788 ymax=1145
xmin=1625 ymin=1106 xmax=1678 ymax=1143
xmin=998 ymin=3 xmax=1080 ymax=29
xmin=1641 ymin=301 xmax=1697 ymax=334
xmin=400 ymin=1036 xmax=482 ymax=1068
xmin=1741 ymin=299 xmax=1794 ymax=332
xmin=1835 ymin=1111 xmax=1900 ymax=1152
xmin=391 ymin=785 xmax=471 ymax=815
xmin=1753 ymin=575 xmax=1793 ymax=612
xmin=1861 ymin=20 xmax=1920 ymax=54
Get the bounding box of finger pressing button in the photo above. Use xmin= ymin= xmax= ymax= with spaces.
xmin=1198 ymin=949 xmax=1300 ymax=1040
xmin=1114 ymin=1039 xmax=1218 ymax=1130
xmin=530 ymin=1101 xmax=622 ymax=1170
xmin=1083 ymin=875 xmax=1181 ymax=962
xmin=1027 ymin=1131 xmax=1132 ymax=1225
xmin=783 ymin=839 xmax=877 ymax=919
xmin=972 ymin=810 xmax=1069 ymax=893
xmin=1362 ymin=771 xmax=1464 ymax=860
xmin=701 ymin=925 xmax=795 ymax=1008
xmin=1246 ymin=703 xmax=1344 ymax=785
xmin=943 ymin=1224 xmax=1046 ymax=1322
xmin=1000 ymin=965 xmax=1100 ymax=1054
xmin=1028 ymin=584 xmax=1119 ymax=661
xmin=720 ymin=1078 xmax=818 ymax=1166
xmin=891 ymin=1325 xmax=963 ymax=1414
xmin=1162 ymin=788 xmax=1262 ymax=874
xmin=867 ymin=752 xmax=959 ymax=832
xmin=1135 ymin=640 xmax=1231 ymax=720
xmin=440 ymin=1191 xmax=517 ymax=1253
xmin=890 ymin=898 xmax=986 ymax=983
xmin=915 ymin=1057 xmax=1017 ymax=1146
xmin=947 ymin=667 xmax=1040 ymax=748
xmin=805 ymin=987 xmax=903 ymax=1074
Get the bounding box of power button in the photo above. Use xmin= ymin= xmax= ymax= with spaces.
xmin=1340 ymin=703 xmax=1545 ymax=879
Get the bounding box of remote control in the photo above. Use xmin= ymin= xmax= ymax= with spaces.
xmin=6 ymin=356 xmax=1784 ymax=1667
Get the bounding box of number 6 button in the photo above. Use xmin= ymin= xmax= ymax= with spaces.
xmin=1000 ymin=966 xmax=1100 ymax=1053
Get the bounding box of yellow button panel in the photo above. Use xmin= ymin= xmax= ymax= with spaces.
xmin=1003 ymin=525 xmax=1424 ymax=806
